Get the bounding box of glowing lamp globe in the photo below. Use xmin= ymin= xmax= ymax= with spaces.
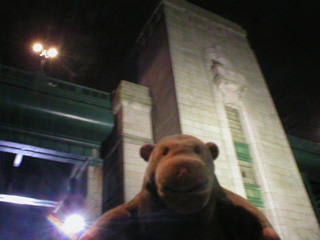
xmin=48 ymin=48 xmax=58 ymax=58
xmin=33 ymin=43 xmax=43 ymax=52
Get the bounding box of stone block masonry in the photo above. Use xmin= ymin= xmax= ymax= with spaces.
xmin=113 ymin=81 xmax=153 ymax=202
xmin=161 ymin=0 xmax=320 ymax=239
xmin=114 ymin=0 xmax=320 ymax=239
xmin=86 ymin=165 xmax=103 ymax=221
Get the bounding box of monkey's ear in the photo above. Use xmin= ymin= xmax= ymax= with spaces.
xmin=140 ymin=144 xmax=156 ymax=161
xmin=206 ymin=142 xmax=219 ymax=160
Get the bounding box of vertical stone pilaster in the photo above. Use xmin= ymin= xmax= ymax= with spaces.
xmin=113 ymin=80 xmax=153 ymax=202
xmin=210 ymin=66 xmax=248 ymax=198
xmin=86 ymin=164 xmax=103 ymax=221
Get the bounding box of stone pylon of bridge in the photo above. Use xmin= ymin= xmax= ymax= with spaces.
xmin=113 ymin=0 xmax=320 ymax=239
xmin=112 ymin=81 xmax=153 ymax=202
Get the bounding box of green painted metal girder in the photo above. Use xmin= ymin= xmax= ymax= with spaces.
xmin=0 ymin=65 xmax=114 ymax=156
xmin=287 ymin=135 xmax=320 ymax=182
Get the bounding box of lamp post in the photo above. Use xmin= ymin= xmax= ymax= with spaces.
xmin=33 ymin=43 xmax=58 ymax=73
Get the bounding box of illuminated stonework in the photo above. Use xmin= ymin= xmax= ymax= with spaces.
xmin=115 ymin=0 xmax=320 ymax=239
xmin=212 ymin=66 xmax=247 ymax=106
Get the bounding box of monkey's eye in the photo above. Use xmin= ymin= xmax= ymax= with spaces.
xmin=163 ymin=147 xmax=170 ymax=156
xmin=194 ymin=145 xmax=201 ymax=154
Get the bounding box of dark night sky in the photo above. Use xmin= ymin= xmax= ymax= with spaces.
xmin=0 ymin=0 xmax=319 ymax=142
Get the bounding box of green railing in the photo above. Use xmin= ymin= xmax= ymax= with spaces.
xmin=0 ymin=64 xmax=111 ymax=108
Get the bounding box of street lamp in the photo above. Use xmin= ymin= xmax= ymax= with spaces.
xmin=32 ymin=42 xmax=58 ymax=72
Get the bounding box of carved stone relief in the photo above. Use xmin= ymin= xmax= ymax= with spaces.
xmin=204 ymin=44 xmax=231 ymax=68
xmin=203 ymin=44 xmax=247 ymax=106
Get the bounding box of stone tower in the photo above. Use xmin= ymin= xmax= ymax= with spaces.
xmin=112 ymin=0 xmax=320 ymax=239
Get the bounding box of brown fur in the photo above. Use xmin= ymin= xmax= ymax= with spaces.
xmin=80 ymin=134 xmax=280 ymax=240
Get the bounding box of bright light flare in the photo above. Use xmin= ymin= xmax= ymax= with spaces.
xmin=47 ymin=214 xmax=78 ymax=240
xmin=13 ymin=154 xmax=23 ymax=167
xmin=63 ymin=214 xmax=85 ymax=233
xmin=0 ymin=194 xmax=58 ymax=208
xmin=48 ymin=48 xmax=58 ymax=57
xmin=33 ymin=43 xmax=43 ymax=52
